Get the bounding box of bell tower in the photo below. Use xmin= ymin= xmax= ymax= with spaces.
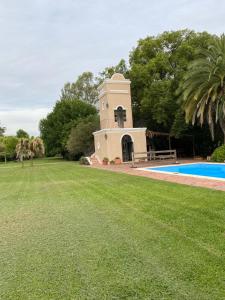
xmin=93 ymin=73 xmax=147 ymax=163
xmin=98 ymin=73 xmax=133 ymax=129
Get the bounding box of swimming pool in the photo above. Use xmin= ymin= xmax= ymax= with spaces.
xmin=140 ymin=163 xmax=225 ymax=181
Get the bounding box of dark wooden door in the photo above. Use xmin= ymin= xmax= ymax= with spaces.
xmin=122 ymin=135 xmax=133 ymax=162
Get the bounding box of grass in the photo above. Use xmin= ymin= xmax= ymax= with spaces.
xmin=0 ymin=160 xmax=225 ymax=299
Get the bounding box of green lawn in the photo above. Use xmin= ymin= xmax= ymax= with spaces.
xmin=1 ymin=160 xmax=225 ymax=299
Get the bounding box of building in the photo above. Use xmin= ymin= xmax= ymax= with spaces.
xmin=93 ymin=73 xmax=147 ymax=163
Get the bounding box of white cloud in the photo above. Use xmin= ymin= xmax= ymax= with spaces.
xmin=0 ymin=108 xmax=50 ymax=136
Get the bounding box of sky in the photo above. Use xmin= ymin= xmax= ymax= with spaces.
xmin=0 ymin=0 xmax=224 ymax=136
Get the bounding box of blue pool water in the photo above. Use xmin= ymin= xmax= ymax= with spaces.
xmin=145 ymin=163 xmax=225 ymax=180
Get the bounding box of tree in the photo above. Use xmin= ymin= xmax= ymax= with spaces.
xmin=31 ymin=137 xmax=45 ymax=158
xmin=15 ymin=138 xmax=30 ymax=167
xmin=0 ymin=142 xmax=5 ymax=152
xmin=40 ymin=99 xmax=97 ymax=157
xmin=179 ymin=35 xmax=225 ymax=143
xmin=16 ymin=129 xmax=29 ymax=139
xmin=0 ymin=136 xmax=18 ymax=161
xmin=129 ymin=30 xmax=213 ymax=134
xmin=29 ymin=137 xmax=45 ymax=165
xmin=0 ymin=123 xmax=5 ymax=136
xmin=96 ymin=59 xmax=128 ymax=84
xmin=67 ymin=115 xmax=100 ymax=159
xmin=61 ymin=72 xmax=98 ymax=105
xmin=0 ymin=142 xmax=6 ymax=163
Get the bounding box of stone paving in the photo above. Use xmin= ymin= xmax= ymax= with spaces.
xmin=90 ymin=159 xmax=225 ymax=192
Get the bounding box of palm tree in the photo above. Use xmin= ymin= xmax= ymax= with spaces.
xmin=179 ymin=35 xmax=225 ymax=142
xmin=16 ymin=138 xmax=30 ymax=167
xmin=16 ymin=138 xmax=45 ymax=167
xmin=29 ymin=138 xmax=45 ymax=165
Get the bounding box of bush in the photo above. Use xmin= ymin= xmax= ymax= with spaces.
xmin=0 ymin=136 xmax=18 ymax=161
xmin=64 ymin=151 xmax=83 ymax=161
xmin=79 ymin=156 xmax=90 ymax=165
xmin=67 ymin=115 xmax=100 ymax=159
xmin=102 ymin=157 xmax=109 ymax=165
xmin=211 ymin=145 xmax=225 ymax=162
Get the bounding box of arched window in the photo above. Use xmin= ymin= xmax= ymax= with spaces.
xmin=114 ymin=106 xmax=126 ymax=128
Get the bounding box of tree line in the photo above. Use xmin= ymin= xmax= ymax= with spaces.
xmin=36 ymin=29 xmax=225 ymax=159
xmin=0 ymin=129 xmax=44 ymax=164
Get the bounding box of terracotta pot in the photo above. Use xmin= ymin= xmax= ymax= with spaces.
xmin=102 ymin=160 xmax=108 ymax=165
xmin=115 ymin=158 xmax=121 ymax=165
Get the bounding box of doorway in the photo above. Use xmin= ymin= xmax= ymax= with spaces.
xmin=122 ymin=135 xmax=133 ymax=162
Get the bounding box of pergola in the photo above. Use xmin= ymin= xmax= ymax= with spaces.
xmin=146 ymin=130 xmax=195 ymax=157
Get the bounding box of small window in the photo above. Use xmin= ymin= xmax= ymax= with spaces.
xmin=114 ymin=106 xmax=126 ymax=128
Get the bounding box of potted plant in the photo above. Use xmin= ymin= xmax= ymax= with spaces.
xmin=102 ymin=157 xmax=109 ymax=165
xmin=110 ymin=160 xmax=115 ymax=165
xmin=79 ymin=156 xmax=90 ymax=165
xmin=114 ymin=157 xmax=121 ymax=165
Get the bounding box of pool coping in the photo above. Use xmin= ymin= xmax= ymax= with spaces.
xmin=137 ymin=162 xmax=225 ymax=182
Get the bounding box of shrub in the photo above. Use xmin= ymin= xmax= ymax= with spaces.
xmin=102 ymin=157 xmax=109 ymax=165
xmin=211 ymin=145 xmax=225 ymax=162
xmin=0 ymin=136 xmax=18 ymax=161
xmin=64 ymin=151 xmax=83 ymax=161
xmin=79 ymin=156 xmax=90 ymax=165
xmin=110 ymin=160 xmax=115 ymax=165
xmin=66 ymin=115 xmax=100 ymax=160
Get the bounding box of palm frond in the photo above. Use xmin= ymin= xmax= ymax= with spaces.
xmin=179 ymin=35 xmax=225 ymax=140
